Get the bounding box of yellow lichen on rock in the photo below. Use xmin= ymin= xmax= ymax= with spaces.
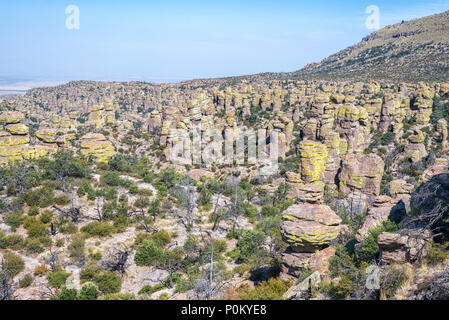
xmin=299 ymin=140 xmax=328 ymax=183
xmin=80 ymin=133 xmax=115 ymax=163
xmin=36 ymin=129 xmax=58 ymax=143
xmin=5 ymin=123 xmax=29 ymax=135
xmin=0 ymin=111 xmax=24 ymax=124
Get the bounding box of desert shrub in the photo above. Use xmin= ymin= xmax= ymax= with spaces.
xmin=22 ymin=186 xmax=55 ymax=208
xmin=28 ymin=206 xmax=40 ymax=216
xmin=19 ymin=273 xmax=34 ymax=288
xmin=237 ymin=229 xmax=267 ymax=263
xmin=77 ymin=181 xmax=96 ymax=199
xmin=135 ymin=240 xmax=166 ymax=266
xmin=261 ymin=205 xmax=280 ymax=217
xmin=60 ymin=222 xmax=78 ymax=234
xmin=380 ymin=265 xmax=409 ymax=299
xmin=80 ymin=267 xmax=122 ymax=294
xmin=40 ymin=210 xmax=53 ymax=224
xmin=138 ymin=283 xmax=165 ymax=296
xmin=55 ymin=287 xmax=78 ymax=300
xmin=237 ymin=278 xmax=291 ymax=300
xmin=4 ymin=210 xmax=24 ymax=231
xmin=149 ymin=231 xmax=171 ymax=247
xmin=354 ymin=220 xmax=398 ymax=265
xmin=33 ymin=264 xmax=49 ymax=276
xmin=101 ymin=172 xmax=127 ymax=187
xmin=23 ymin=216 xmax=48 ymax=238
xmin=79 ymin=282 xmax=99 ymax=300
xmin=54 ymin=195 xmax=70 ymax=206
xmin=325 ymin=274 xmax=355 ymax=300
xmin=2 ymin=251 xmax=25 ymax=278
xmin=24 ymin=238 xmax=44 ymax=253
xmin=68 ymin=233 xmax=85 ymax=261
xmin=47 ymin=270 xmax=71 ymax=288
xmin=424 ymin=242 xmax=449 ymax=265
xmin=100 ymin=293 xmax=135 ymax=300
xmin=81 ymin=221 xmax=115 ymax=237
xmin=1 ymin=234 xmax=25 ymax=250
xmin=158 ymin=292 xmax=170 ymax=300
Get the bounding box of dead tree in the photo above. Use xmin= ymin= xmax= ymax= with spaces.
xmin=45 ymin=248 xmax=60 ymax=272
xmin=0 ymin=258 xmax=13 ymax=301
xmin=102 ymin=247 xmax=131 ymax=275
xmin=93 ymin=197 xmax=105 ymax=222
xmin=52 ymin=189 xmax=81 ymax=223
xmin=192 ymin=231 xmax=231 ymax=300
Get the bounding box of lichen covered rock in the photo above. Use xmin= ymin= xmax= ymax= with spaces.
xmin=281 ymin=203 xmax=341 ymax=252
xmin=339 ymin=153 xmax=384 ymax=196
xmin=0 ymin=111 xmax=24 ymax=124
xmin=80 ymin=133 xmax=115 ymax=162
xmin=299 ymin=140 xmax=328 ymax=183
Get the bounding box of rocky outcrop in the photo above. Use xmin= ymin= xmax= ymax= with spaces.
xmin=405 ymin=129 xmax=427 ymax=163
xmin=355 ymin=196 xmax=401 ymax=242
xmin=299 ymin=140 xmax=328 ymax=183
xmin=281 ymin=203 xmax=342 ymax=252
xmin=0 ymin=111 xmax=24 ymax=124
xmin=80 ymin=133 xmax=115 ymax=163
xmin=339 ymin=153 xmax=384 ymax=196
xmin=378 ymin=229 xmax=431 ymax=264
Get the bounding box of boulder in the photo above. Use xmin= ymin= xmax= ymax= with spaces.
xmin=281 ymin=203 xmax=341 ymax=252
xmin=378 ymin=229 xmax=431 ymax=264
xmin=80 ymin=133 xmax=115 ymax=163
xmin=36 ymin=128 xmax=59 ymax=143
xmin=5 ymin=123 xmax=29 ymax=135
xmin=339 ymin=153 xmax=384 ymax=196
xmin=283 ymin=271 xmax=321 ymax=300
xmin=0 ymin=111 xmax=24 ymax=124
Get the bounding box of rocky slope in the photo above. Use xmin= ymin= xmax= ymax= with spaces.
xmin=292 ymin=11 xmax=449 ymax=81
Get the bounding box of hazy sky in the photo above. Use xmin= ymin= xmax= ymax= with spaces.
xmin=0 ymin=0 xmax=448 ymax=84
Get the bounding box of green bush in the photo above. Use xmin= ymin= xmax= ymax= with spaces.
xmin=81 ymin=221 xmax=115 ymax=237
xmin=100 ymin=293 xmax=135 ymax=300
xmin=238 ymin=278 xmax=291 ymax=300
xmin=261 ymin=205 xmax=280 ymax=217
xmin=4 ymin=210 xmax=24 ymax=231
xmin=1 ymin=234 xmax=25 ymax=250
xmin=23 ymin=216 xmax=48 ymax=238
xmin=55 ymin=287 xmax=78 ymax=300
xmin=19 ymin=273 xmax=34 ymax=288
xmin=47 ymin=270 xmax=71 ymax=288
xmin=79 ymin=282 xmax=99 ymax=300
xmin=135 ymin=240 xmax=166 ymax=266
xmin=80 ymin=268 xmax=122 ymax=295
xmin=28 ymin=206 xmax=40 ymax=216
xmin=424 ymin=242 xmax=449 ymax=265
xmin=40 ymin=210 xmax=53 ymax=224
xmin=68 ymin=233 xmax=85 ymax=261
xmin=138 ymin=283 xmax=165 ymax=295
xmin=237 ymin=229 xmax=266 ymax=262
xmin=2 ymin=251 xmax=25 ymax=278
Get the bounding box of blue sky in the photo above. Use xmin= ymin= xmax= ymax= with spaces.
xmin=0 ymin=0 xmax=448 ymax=84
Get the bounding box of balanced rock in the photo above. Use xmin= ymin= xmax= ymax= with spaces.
xmin=281 ymin=203 xmax=341 ymax=252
